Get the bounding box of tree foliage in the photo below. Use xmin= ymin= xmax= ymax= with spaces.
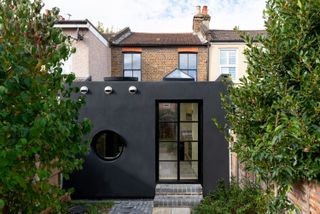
xmin=0 ymin=0 xmax=91 ymax=212
xmin=221 ymin=0 xmax=320 ymax=210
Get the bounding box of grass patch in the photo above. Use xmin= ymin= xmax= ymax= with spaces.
xmin=70 ymin=200 xmax=114 ymax=214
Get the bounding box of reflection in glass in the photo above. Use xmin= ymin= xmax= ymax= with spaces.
xmin=93 ymin=131 xmax=124 ymax=160
xmin=159 ymin=162 xmax=177 ymax=180
xmin=221 ymin=67 xmax=236 ymax=80
xmin=124 ymin=70 xmax=132 ymax=77
xmin=133 ymin=70 xmax=141 ymax=80
xmin=159 ymin=103 xmax=177 ymax=121
xmin=189 ymin=54 xmax=197 ymax=69
xmin=179 ymin=54 xmax=188 ymax=69
xmin=180 ymin=103 xmax=198 ymax=121
xmin=187 ymin=70 xmax=197 ymax=80
xmin=180 ymin=123 xmax=198 ymax=141
xmin=229 ymin=51 xmax=236 ymax=65
xmin=180 ymin=161 xmax=198 ymax=180
xmin=179 ymin=142 xmax=198 ymax=161
xmin=159 ymin=142 xmax=177 ymax=160
xmin=220 ymin=50 xmax=228 ymax=64
xmin=124 ymin=54 xmax=132 ymax=69
xmin=159 ymin=123 xmax=177 ymax=141
xmin=132 ymin=54 xmax=141 ymax=69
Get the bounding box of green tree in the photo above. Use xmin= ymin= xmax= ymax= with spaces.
xmin=220 ymin=0 xmax=320 ymax=211
xmin=97 ymin=21 xmax=105 ymax=33
xmin=0 ymin=0 xmax=91 ymax=213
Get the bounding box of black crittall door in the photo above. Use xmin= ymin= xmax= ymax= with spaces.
xmin=156 ymin=101 xmax=201 ymax=183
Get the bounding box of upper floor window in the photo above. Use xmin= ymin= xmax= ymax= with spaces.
xmin=220 ymin=49 xmax=236 ymax=80
xmin=62 ymin=56 xmax=73 ymax=74
xmin=179 ymin=53 xmax=197 ymax=81
xmin=123 ymin=53 xmax=141 ymax=81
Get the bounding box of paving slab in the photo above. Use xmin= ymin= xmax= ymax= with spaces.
xmin=109 ymin=200 xmax=153 ymax=214
xmin=152 ymin=208 xmax=191 ymax=214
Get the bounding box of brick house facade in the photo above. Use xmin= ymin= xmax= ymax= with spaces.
xmin=111 ymin=46 xmax=208 ymax=81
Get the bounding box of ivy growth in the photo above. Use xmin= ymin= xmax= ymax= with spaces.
xmin=220 ymin=0 xmax=320 ymax=211
xmin=0 ymin=0 xmax=91 ymax=213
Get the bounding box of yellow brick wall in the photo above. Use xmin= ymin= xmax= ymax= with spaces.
xmin=111 ymin=46 xmax=208 ymax=81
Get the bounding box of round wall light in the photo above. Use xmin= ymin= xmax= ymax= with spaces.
xmin=104 ymin=86 xmax=113 ymax=94
xmin=80 ymin=86 xmax=89 ymax=94
xmin=128 ymin=86 xmax=137 ymax=95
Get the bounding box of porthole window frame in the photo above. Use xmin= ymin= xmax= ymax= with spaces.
xmin=91 ymin=130 xmax=125 ymax=161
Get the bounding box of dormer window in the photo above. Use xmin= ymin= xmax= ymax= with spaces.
xmin=123 ymin=53 xmax=141 ymax=81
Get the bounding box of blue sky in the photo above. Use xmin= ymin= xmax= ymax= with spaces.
xmin=42 ymin=0 xmax=266 ymax=32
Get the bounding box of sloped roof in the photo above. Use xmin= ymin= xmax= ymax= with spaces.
xmin=112 ymin=32 xmax=206 ymax=47
xmin=55 ymin=19 xmax=109 ymax=46
xmin=163 ymin=69 xmax=195 ymax=81
xmin=208 ymin=30 xmax=266 ymax=42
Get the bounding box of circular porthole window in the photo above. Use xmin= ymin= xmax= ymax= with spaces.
xmin=91 ymin=130 xmax=125 ymax=160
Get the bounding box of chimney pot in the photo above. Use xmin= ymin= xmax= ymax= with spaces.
xmin=196 ymin=5 xmax=201 ymax=14
xmin=202 ymin=5 xmax=208 ymax=15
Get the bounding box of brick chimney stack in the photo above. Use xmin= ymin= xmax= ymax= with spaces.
xmin=202 ymin=6 xmax=208 ymax=15
xmin=196 ymin=5 xmax=201 ymax=14
xmin=192 ymin=5 xmax=211 ymax=33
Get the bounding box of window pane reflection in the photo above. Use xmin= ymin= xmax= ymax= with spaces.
xmin=180 ymin=103 xmax=198 ymax=121
xmin=159 ymin=142 xmax=177 ymax=160
xmin=180 ymin=123 xmax=198 ymax=141
xmin=180 ymin=161 xmax=198 ymax=180
xmin=159 ymin=162 xmax=177 ymax=180
xmin=159 ymin=103 xmax=177 ymax=121
xmin=159 ymin=123 xmax=177 ymax=141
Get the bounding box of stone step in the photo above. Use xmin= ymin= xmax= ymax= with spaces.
xmin=155 ymin=184 xmax=202 ymax=195
xmin=153 ymin=195 xmax=203 ymax=208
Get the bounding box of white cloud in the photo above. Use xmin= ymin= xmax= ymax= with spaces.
xmin=42 ymin=0 xmax=266 ymax=32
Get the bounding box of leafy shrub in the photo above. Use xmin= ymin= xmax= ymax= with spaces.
xmin=0 ymin=0 xmax=91 ymax=213
xmin=218 ymin=0 xmax=320 ymax=210
xmin=193 ymin=180 xmax=271 ymax=214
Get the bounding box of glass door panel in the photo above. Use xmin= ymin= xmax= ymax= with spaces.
xmin=180 ymin=103 xmax=198 ymax=121
xmin=180 ymin=123 xmax=198 ymax=141
xmin=179 ymin=142 xmax=198 ymax=161
xmin=159 ymin=162 xmax=177 ymax=180
xmin=180 ymin=161 xmax=198 ymax=180
xmin=158 ymin=102 xmax=200 ymax=182
xmin=159 ymin=142 xmax=177 ymax=160
xmin=159 ymin=123 xmax=177 ymax=141
xmin=159 ymin=103 xmax=177 ymax=122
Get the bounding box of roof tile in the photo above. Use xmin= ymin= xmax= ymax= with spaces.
xmin=113 ymin=32 xmax=205 ymax=46
xmin=208 ymin=30 xmax=266 ymax=42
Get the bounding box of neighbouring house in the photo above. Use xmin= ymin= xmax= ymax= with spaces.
xmin=55 ymin=19 xmax=111 ymax=81
xmin=207 ymin=30 xmax=266 ymax=83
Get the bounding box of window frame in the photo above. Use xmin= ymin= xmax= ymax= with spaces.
xmin=178 ymin=53 xmax=198 ymax=81
xmin=156 ymin=100 xmax=203 ymax=183
xmin=219 ymin=49 xmax=237 ymax=80
xmin=123 ymin=52 xmax=142 ymax=81
xmin=91 ymin=130 xmax=125 ymax=161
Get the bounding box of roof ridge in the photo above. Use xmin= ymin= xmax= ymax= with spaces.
xmin=210 ymin=29 xmax=266 ymax=31
xmin=131 ymin=32 xmax=195 ymax=35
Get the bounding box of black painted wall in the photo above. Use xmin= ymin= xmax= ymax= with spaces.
xmin=63 ymin=81 xmax=229 ymax=199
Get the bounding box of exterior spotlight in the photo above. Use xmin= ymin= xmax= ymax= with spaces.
xmin=80 ymin=86 xmax=89 ymax=94
xmin=128 ymin=86 xmax=137 ymax=95
xmin=104 ymin=86 xmax=113 ymax=94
